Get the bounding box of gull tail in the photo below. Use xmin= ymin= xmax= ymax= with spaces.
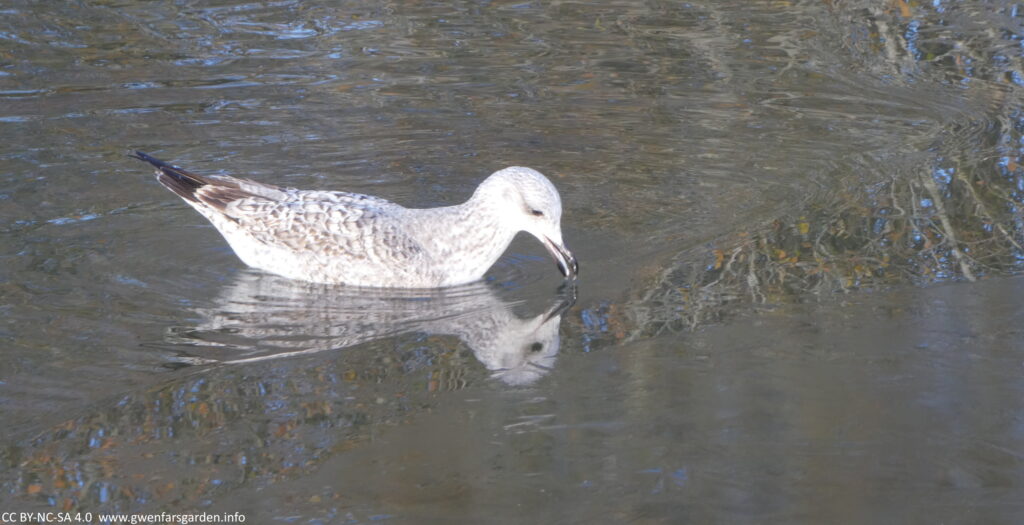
xmin=130 ymin=150 xmax=208 ymax=203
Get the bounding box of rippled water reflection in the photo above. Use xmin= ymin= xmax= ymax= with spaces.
xmin=2 ymin=0 xmax=1024 ymax=522
xmin=168 ymin=271 xmax=575 ymax=386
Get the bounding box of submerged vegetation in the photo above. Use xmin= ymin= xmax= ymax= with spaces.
xmin=631 ymin=148 xmax=1024 ymax=335
xmin=626 ymin=0 xmax=1024 ymax=336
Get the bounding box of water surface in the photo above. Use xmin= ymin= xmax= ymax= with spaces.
xmin=2 ymin=0 xmax=1024 ymax=523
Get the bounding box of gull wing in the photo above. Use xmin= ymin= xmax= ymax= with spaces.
xmin=220 ymin=191 xmax=426 ymax=262
xmin=133 ymin=151 xmax=428 ymax=273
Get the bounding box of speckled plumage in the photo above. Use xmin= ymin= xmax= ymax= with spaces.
xmin=132 ymin=151 xmax=577 ymax=288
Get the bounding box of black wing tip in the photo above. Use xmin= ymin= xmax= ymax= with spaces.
xmin=129 ymin=150 xmax=172 ymax=169
xmin=130 ymin=149 xmax=206 ymax=202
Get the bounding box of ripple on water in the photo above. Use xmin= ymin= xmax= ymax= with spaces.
xmin=2 ymin=0 xmax=1024 ymax=521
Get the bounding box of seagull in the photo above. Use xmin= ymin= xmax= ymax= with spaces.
xmin=131 ymin=151 xmax=578 ymax=288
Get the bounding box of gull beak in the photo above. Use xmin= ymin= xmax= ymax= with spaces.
xmin=542 ymin=236 xmax=579 ymax=280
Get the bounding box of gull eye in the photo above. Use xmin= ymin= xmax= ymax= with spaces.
xmin=530 ymin=209 xmax=544 ymax=217
xmin=530 ymin=342 xmax=544 ymax=352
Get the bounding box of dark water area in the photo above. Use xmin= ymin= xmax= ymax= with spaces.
xmin=2 ymin=0 xmax=1024 ymax=523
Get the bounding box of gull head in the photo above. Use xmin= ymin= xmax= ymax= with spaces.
xmin=477 ymin=167 xmax=578 ymax=280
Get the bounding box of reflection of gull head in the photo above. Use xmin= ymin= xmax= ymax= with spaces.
xmin=171 ymin=271 xmax=576 ymax=386
xmin=457 ymin=291 xmax=573 ymax=386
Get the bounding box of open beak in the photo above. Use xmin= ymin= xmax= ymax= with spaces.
xmin=542 ymin=236 xmax=579 ymax=280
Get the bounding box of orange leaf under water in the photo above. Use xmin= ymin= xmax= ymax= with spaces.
xmin=894 ymin=0 xmax=911 ymax=17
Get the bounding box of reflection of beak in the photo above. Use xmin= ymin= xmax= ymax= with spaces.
xmin=542 ymin=236 xmax=579 ymax=280
xmin=542 ymin=282 xmax=578 ymax=323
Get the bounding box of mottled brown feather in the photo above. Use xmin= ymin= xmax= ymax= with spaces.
xmin=196 ymin=186 xmax=257 ymax=211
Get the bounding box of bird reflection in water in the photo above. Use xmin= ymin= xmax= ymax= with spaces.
xmin=164 ymin=270 xmax=576 ymax=386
